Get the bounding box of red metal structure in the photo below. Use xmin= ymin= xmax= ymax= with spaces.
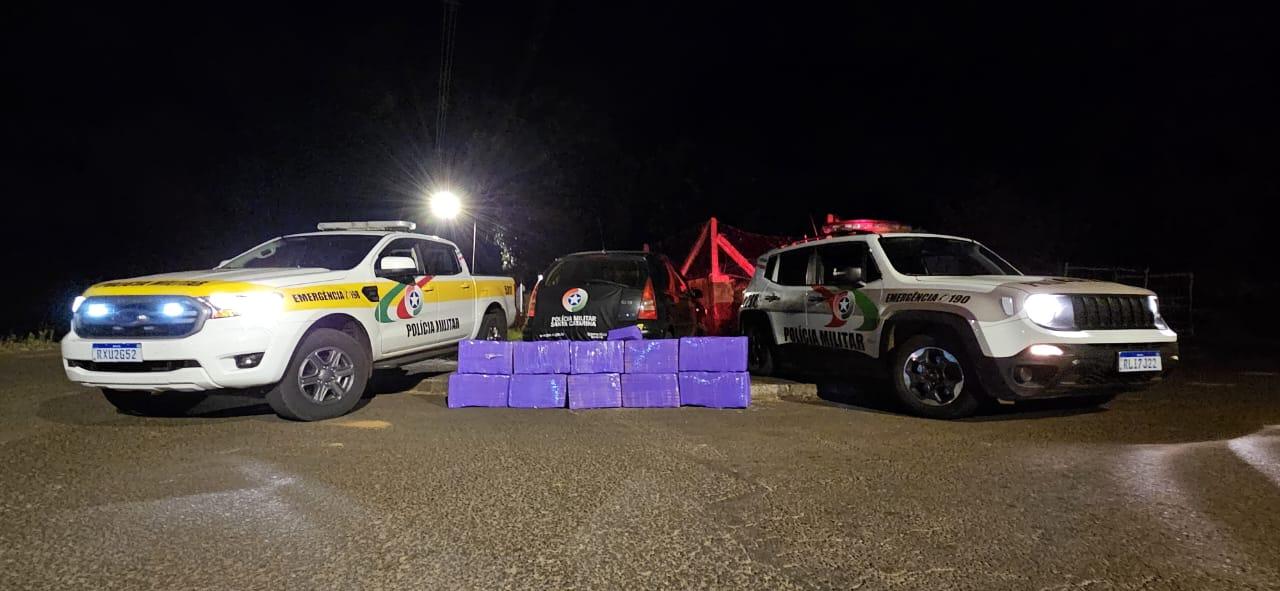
xmin=672 ymin=218 xmax=788 ymax=335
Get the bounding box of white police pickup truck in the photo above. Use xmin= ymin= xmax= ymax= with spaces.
xmin=738 ymin=217 xmax=1179 ymax=419
xmin=62 ymin=221 xmax=517 ymax=421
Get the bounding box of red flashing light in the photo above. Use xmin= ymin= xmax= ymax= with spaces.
xmin=638 ymin=278 xmax=658 ymax=320
xmin=821 ymin=214 xmax=912 ymax=236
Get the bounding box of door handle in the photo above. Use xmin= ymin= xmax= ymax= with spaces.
xmin=806 ymin=294 xmax=825 ymax=302
xmin=763 ymin=294 xmax=780 ymax=302
xmin=461 ymin=284 xmax=472 ymax=289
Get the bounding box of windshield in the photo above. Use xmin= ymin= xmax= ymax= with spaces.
xmin=543 ymin=255 xmax=649 ymax=289
xmin=879 ymin=236 xmax=1020 ymax=276
xmin=221 ymin=235 xmax=381 ymax=270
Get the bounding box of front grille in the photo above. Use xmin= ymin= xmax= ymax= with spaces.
xmin=1069 ymin=295 xmax=1155 ymax=330
xmin=74 ymin=296 xmax=208 ymax=338
xmin=67 ymin=359 xmax=201 ymax=373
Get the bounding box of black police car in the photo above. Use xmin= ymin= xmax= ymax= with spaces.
xmin=523 ymin=251 xmax=702 ymax=340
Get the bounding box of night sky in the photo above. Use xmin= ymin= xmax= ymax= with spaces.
xmin=3 ymin=3 xmax=1273 ymax=335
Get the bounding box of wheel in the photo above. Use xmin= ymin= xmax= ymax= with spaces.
xmin=478 ymin=308 xmax=507 ymax=341
xmin=102 ymin=389 xmax=205 ymax=417
xmin=745 ymin=319 xmax=777 ymax=376
xmin=890 ymin=333 xmax=984 ymax=419
xmin=266 ymin=328 xmax=371 ymax=421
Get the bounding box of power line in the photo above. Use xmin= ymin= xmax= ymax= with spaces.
xmin=436 ymin=0 xmax=460 ymax=156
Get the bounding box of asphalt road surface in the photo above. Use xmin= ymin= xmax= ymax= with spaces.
xmin=2 ymin=349 xmax=1279 ymax=590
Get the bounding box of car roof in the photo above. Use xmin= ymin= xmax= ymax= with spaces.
xmin=560 ymin=250 xmax=657 ymax=259
xmin=768 ymin=232 xmax=977 ymax=255
xmin=283 ymin=230 xmax=461 ymax=248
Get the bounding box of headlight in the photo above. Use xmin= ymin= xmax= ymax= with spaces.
xmin=204 ymin=291 xmax=284 ymax=320
xmin=1024 ymin=294 xmax=1075 ymax=330
xmin=1148 ymin=295 xmax=1169 ymax=330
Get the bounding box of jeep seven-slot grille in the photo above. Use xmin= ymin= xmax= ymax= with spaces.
xmin=1069 ymin=295 xmax=1155 ymax=330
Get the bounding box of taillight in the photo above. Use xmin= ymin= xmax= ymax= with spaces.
xmin=639 ymin=278 xmax=658 ymax=320
xmin=527 ymin=282 xmax=539 ymax=318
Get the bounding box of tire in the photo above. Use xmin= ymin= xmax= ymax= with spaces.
xmin=266 ymin=328 xmax=371 ymax=421
xmin=102 ymin=389 xmax=205 ymax=417
xmin=745 ymin=318 xmax=777 ymax=376
xmin=478 ymin=308 xmax=507 ymax=341
xmin=889 ymin=333 xmax=984 ymax=419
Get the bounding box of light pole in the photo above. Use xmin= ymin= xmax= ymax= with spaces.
xmin=428 ymin=190 xmax=478 ymax=272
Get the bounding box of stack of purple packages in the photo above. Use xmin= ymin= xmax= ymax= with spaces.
xmin=447 ymin=333 xmax=750 ymax=410
xmin=678 ymin=336 xmax=750 ymax=408
xmin=621 ymin=339 xmax=680 ymax=408
xmin=568 ymin=341 xmax=624 ymax=409
xmin=510 ymin=340 xmax=571 ymax=408
xmin=448 ymin=340 xmax=513 ymax=408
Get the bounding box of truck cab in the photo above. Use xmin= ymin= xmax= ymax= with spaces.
xmin=61 ymin=221 xmax=517 ymax=421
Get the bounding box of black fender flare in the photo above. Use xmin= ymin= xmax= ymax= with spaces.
xmin=879 ymin=310 xmax=986 ymax=364
xmin=738 ymin=310 xmax=774 ymax=340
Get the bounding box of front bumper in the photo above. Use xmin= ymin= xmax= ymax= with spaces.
xmin=60 ymin=317 xmax=310 ymax=392
xmin=978 ymin=341 xmax=1180 ymax=400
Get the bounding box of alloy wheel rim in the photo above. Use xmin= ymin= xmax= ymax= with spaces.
xmin=297 ymin=347 xmax=356 ymax=405
xmin=901 ymin=346 xmax=965 ymax=406
xmin=485 ymin=323 xmax=502 ymax=340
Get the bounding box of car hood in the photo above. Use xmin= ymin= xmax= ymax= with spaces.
xmin=83 ymin=268 xmax=351 ymax=297
xmin=905 ymin=275 xmax=1152 ymax=296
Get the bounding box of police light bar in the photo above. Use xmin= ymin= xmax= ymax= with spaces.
xmin=317 ymin=221 xmax=417 ymax=232
xmin=821 ymin=215 xmax=912 ymax=235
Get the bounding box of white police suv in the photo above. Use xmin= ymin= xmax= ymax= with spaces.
xmin=738 ymin=217 xmax=1178 ymax=419
xmin=62 ymin=221 xmax=517 ymax=421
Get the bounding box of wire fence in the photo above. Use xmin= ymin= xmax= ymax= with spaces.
xmin=1061 ymin=264 xmax=1194 ymax=335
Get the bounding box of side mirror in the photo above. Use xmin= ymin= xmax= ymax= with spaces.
xmin=378 ymin=256 xmax=418 ymax=279
xmin=834 ymin=266 xmax=864 ymax=284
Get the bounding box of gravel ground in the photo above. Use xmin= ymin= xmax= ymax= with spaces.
xmin=1 ymin=350 xmax=1278 ymax=590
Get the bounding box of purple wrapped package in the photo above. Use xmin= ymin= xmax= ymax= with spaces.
xmin=447 ymin=373 xmax=510 ymax=408
xmin=509 ymin=374 xmax=567 ymax=408
xmin=678 ymin=372 xmax=750 ymax=408
xmin=568 ymin=373 xmax=622 ymax=409
xmin=513 ymin=340 xmax=571 ymax=374
xmin=624 ymin=339 xmax=679 ymax=374
xmin=607 ymin=325 xmax=644 ymax=341
xmin=458 ymin=340 xmax=513 ymax=375
xmin=678 ymin=337 xmax=748 ymax=372
xmin=621 ymin=373 xmax=679 ymax=408
xmin=570 ymin=340 xmax=624 ymax=374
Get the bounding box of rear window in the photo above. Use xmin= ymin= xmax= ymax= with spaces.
xmin=543 ymin=255 xmax=650 ymax=289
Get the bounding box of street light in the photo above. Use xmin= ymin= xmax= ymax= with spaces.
xmin=428 ymin=190 xmax=462 ymax=219
xmin=429 ymin=189 xmax=477 ymax=271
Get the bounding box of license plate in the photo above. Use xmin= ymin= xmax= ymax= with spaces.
xmin=92 ymin=343 xmax=143 ymax=363
xmin=1118 ymin=350 xmax=1161 ymax=373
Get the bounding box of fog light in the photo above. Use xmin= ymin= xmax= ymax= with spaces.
xmin=235 ymin=352 xmax=265 ymax=368
xmin=1015 ymin=366 xmax=1034 ymax=383
xmin=1029 ymin=344 xmax=1064 ymax=357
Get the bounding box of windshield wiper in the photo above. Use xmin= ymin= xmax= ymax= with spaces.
xmin=583 ymin=279 xmax=632 ymax=288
